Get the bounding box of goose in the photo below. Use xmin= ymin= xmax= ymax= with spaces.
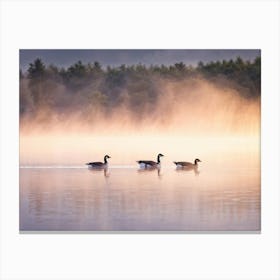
xmin=86 ymin=155 xmax=111 ymax=168
xmin=174 ymin=158 xmax=201 ymax=169
xmin=137 ymin=153 xmax=164 ymax=168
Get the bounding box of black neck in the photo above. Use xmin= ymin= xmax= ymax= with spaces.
xmin=157 ymin=155 xmax=161 ymax=164
xmin=104 ymin=156 xmax=107 ymax=164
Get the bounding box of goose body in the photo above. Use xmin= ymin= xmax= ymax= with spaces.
xmin=174 ymin=158 xmax=201 ymax=169
xmin=86 ymin=155 xmax=111 ymax=168
xmin=137 ymin=153 xmax=164 ymax=168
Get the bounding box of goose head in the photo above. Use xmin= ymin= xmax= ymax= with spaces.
xmin=104 ymin=155 xmax=111 ymax=163
xmin=157 ymin=153 xmax=164 ymax=164
xmin=194 ymin=158 xmax=201 ymax=165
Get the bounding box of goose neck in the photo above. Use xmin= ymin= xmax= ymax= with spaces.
xmin=157 ymin=155 xmax=160 ymax=164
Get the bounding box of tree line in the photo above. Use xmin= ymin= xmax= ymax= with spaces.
xmin=20 ymin=56 xmax=261 ymax=116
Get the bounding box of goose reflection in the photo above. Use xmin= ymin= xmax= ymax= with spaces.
xmin=137 ymin=166 xmax=162 ymax=178
xmin=88 ymin=167 xmax=110 ymax=177
xmin=175 ymin=166 xmax=200 ymax=176
xmin=137 ymin=167 xmax=162 ymax=178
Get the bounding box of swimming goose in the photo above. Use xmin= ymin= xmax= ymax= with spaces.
xmin=174 ymin=158 xmax=201 ymax=168
xmin=137 ymin=153 xmax=164 ymax=168
xmin=86 ymin=155 xmax=111 ymax=168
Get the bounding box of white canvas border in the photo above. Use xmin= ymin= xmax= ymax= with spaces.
xmin=1 ymin=0 xmax=280 ymax=280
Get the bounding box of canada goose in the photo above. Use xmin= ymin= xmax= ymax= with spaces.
xmin=86 ymin=155 xmax=111 ymax=168
xmin=173 ymin=158 xmax=201 ymax=168
xmin=137 ymin=153 xmax=164 ymax=168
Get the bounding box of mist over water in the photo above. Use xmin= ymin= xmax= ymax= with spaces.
xmin=19 ymin=65 xmax=261 ymax=231
xmin=20 ymin=79 xmax=260 ymax=166
xmin=19 ymin=51 xmax=262 ymax=231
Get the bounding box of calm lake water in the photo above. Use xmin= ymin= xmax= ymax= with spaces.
xmin=19 ymin=164 xmax=260 ymax=232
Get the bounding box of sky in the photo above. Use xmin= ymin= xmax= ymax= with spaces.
xmin=20 ymin=49 xmax=260 ymax=72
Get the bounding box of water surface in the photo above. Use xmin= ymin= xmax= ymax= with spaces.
xmin=20 ymin=165 xmax=260 ymax=231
